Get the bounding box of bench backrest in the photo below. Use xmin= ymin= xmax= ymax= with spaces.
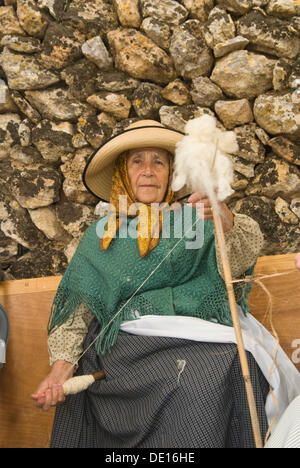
xmin=0 ymin=254 xmax=299 ymax=448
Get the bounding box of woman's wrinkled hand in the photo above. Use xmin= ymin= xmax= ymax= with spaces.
xmin=31 ymin=360 xmax=74 ymax=411
xmin=295 ymin=253 xmax=300 ymax=272
xmin=188 ymin=192 xmax=234 ymax=233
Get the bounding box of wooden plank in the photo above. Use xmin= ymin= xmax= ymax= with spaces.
xmin=249 ymin=253 xmax=300 ymax=373
xmin=0 ymin=276 xmax=62 ymax=296
xmin=0 ymin=290 xmax=56 ymax=448
xmin=0 ymin=253 xmax=299 ymax=448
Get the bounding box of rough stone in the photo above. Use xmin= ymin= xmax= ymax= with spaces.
xmin=61 ymin=59 xmax=98 ymax=101
xmin=273 ymin=59 xmax=292 ymax=92
xmin=40 ymin=22 xmax=85 ymax=70
xmin=204 ymin=7 xmax=236 ymax=49
xmin=255 ymin=127 xmax=270 ymax=146
xmin=28 ymin=205 xmax=71 ymax=241
xmin=268 ymin=136 xmax=300 ymax=166
xmin=0 ymin=112 xmax=21 ymax=159
xmin=72 ymin=132 xmax=89 ymax=149
xmin=246 ymin=156 xmax=300 ymax=199
xmin=55 ymin=200 xmax=97 ymax=238
xmin=16 ymin=0 xmax=49 ymax=38
xmin=18 ymin=119 xmax=31 ymax=146
xmin=1 ymin=202 xmax=46 ymax=250
xmin=234 ymin=124 xmax=265 ymax=163
xmin=38 ymin=0 xmax=66 ymax=20
xmin=0 ymin=79 xmax=18 ymax=113
xmin=9 ymin=145 xmax=43 ymax=164
xmin=31 ymin=120 xmax=74 ymax=162
xmin=9 ymin=161 xmax=62 ymax=209
xmin=159 ymin=105 xmax=215 ymax=132
xmin=0 ymin=229 xmax=18 ymax=266
xmin=25 ymin=87 xmax=93 ymax=121
xmin=213 ymin=36 xmax=249 ymax=58
xmin=0 ymin=5 xmax=25 ymax=39
xmin=291 ymin=197 xmax=300 ymax=218
xmin=266 ymin=0 xmax=300 ymax=18
xmin=81 ymin=36 xmax=113 ymax=70
xmin=214 ymin=99 xmax=253 ymax=129
xmin=216 ymin=0 xmax=269 ymax=16
xmin=141 ymin=17 xmax=171 ymax=50
xmin=140 ymin=0 xmax=188 ymax=25
xmin=210 ymin=50 xmax=275 ymax=99
xmin=107 ymin=28 xmax=176 ymax=84
xmin=94 ymin=200 xmax=110 ymax=217
xmin=64 ymin=237 xmax=80 ymax=263
xmin=95 ymin=70 xmax=139 ymax=93
xmin=132 ymin=82 xmax=167 ymax=119
xmin=97 ymin=112 xmax=117 ymax=130
xmin=230 ymin=155 xmax=255 ymax=178
xmin=182 ymin=0 xmax=214 ymax=22
xmin=275 ymin=196 xmax=299 ymax=224
xmin=1 ymin=34 xmax=41 ymax=53
xmin=113 ymin=0 xmax=141 ymax=28
xmin=161 ymin=79 xmax=191 ymax=106
xmin=179 ymin=19 xmax=206 ymax=42
xmin=191 ymin=76 xmax=223 ymax=108
xmin=231 ymin=172 xmax=249 ymax=191
xmin=110 ymin=118 xmax=139 ymax=138
xmin=289 ymin=62 xmax=300 ymax=90
xmin=0 ymin=161 xmax=14 ymax=221
xmin=6 ymin=244 xmax=68 ymax=279
xmin=77 ymin=114 xmax=112 ymax=148
xmin=253 ymin=92 xmax=300 ymax=140
xmin=170 ymin=24 xmax=214 ymax=79
xmin=233 ymin=195 xmax=300 ymax=255
xmin=236 ymin=10 xmax=300 ymax=59
xmin=10 ymin=90 xmax=41 ymax=123
xmin=60 ymin=148 xmax=99 ymax=205
xmin=291 ymin=15 xmax=300 ymax=35
xmin=87 ymin=92 xmax=131 ymax=120
xmin=62 ymin=0 xmax=118 ymax=37
xmin=0 ymin=47 xmax=60 ymax=90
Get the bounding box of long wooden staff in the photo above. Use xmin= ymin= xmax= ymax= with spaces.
xmin=212 ymin=203 xmax=263 ymax=448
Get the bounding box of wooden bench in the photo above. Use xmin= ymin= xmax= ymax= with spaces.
xmin=0 ymin=253 xmax=299 ymax=448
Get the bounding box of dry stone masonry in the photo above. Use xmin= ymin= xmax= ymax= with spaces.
xmin=0 ymin=0 xmax=299 ymax=279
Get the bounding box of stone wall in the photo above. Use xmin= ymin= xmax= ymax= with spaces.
xmin=0 ymin=0 xmax=300 ymax=280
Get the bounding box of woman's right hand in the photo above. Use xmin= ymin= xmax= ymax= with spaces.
xmin=31 ymin=360 xmax=74 ymax=411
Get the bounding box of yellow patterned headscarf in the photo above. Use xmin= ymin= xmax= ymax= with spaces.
xmin=100 ymin=152 xmax=176 ymax=257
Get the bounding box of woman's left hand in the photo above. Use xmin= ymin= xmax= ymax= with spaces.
xmin=188 ymin=192 xmax=234 ymax=233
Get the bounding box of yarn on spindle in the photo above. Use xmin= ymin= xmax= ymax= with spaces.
xmin=63 ymin=374 xmax=96 ymax=395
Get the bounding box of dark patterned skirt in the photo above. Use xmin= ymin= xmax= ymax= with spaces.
xmin=50 ymin=319 xmax=269 ymax=448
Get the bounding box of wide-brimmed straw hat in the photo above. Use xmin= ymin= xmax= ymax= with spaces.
xmin=83 ymin=120 xmax=190 ymax=202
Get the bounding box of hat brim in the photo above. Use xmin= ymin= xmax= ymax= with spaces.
xmin=83 ymin=124 xmax=191 ymax=202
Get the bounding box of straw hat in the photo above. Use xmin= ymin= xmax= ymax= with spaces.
xmin=83 ymin=120 xmax=190 ymax=202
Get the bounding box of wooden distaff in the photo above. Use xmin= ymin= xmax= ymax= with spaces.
xmin=212 ymin=205 xmax=263 ymax=449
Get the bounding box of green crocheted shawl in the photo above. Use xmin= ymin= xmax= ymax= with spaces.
xmin=48 ymin=208 xmax=254 ymax=355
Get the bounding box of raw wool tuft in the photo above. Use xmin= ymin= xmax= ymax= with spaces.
xmin=172 ymin=115 xmax=238 ymax=204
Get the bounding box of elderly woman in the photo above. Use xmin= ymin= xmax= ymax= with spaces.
xmin=31 ymin=120 xmax=299 ymax=448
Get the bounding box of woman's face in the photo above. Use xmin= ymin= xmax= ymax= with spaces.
xmin=127 ymin=147 xmax=170 ymax=204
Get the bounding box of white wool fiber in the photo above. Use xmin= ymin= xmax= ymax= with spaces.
xmin=63 ymin=374 xmax=95 ymax=395
xmin=172 ymin=115 xmax=238 ymax=204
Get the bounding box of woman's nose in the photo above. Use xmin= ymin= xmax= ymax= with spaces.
xmin=143 ymin=163 xmax=154 ymax=176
